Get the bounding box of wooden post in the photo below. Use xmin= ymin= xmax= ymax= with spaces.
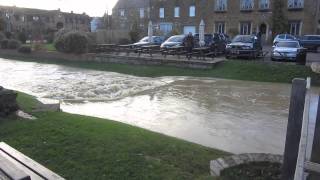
xmin=281 ymin=78 xmax=307 ymax=180
xmin=309 ymin=96 xmax=320 ymax=179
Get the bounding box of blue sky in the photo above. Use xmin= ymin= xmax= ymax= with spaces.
xmin=0 ymin=0 xmax=118 ymax=16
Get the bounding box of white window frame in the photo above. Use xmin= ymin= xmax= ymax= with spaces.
xmin=288 ymin=0 xmax=304 ymax=9
xmin=240 ymin=22 xmax=252 ymax=35
xmin=189 ymin=5 xmax=196 ymax=17
xmin=215 ymin=0 xmax=227 ymax=11
xmin=240 ymin=0 xmax=254 ymax=10
xmin=139 ymin=8 xmax=144 ymax=18
xmin=259 ymin=0 xmax=270 ymax=9
xmin=289 ymin=21 xmax=301 ymax=36
xmin=159 ymin=8 xmax=165 ymax=18
xmin=216 ymin=22 xmax=225 ymax=33
xmin=174 ymin=7 xmax=180 ymax=18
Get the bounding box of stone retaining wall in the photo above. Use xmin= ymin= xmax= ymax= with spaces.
xmin=210 ymin=153 xmax=283 ymax=177
xmin=0 ymin=49 xmax=222 ymax=69
xmin=0 ymin=87 xmax=19 ymax=117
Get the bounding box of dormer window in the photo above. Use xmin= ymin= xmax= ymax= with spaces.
xmin=288 ymin=0 xmax=304 ymax=9
xmin=240 ymin=0 xmax=254 ymax=11
xmin=259 ymin=0 xmax=270 ymax=10
xmin=215 ymin=0 xmax=227 ymax=12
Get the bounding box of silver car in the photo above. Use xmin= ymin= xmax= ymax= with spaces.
xmin=273 ymin=34 xmax=297 ymax=45
xmin=271 ymin=41 xmax=305 ymax=61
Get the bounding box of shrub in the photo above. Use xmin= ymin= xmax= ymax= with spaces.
xmin=7 ymin=39 xmax=21 ymax=49
xmin=63 ymin=31 xmax=88 ymax=54
xmin=1 ymin=39 xmax=8 ymax=49
xmin=0 ymin=32 xmax=5 ymax=41
xmin=118 ymin=38 xmax=131 ymax=45
xmin=18 ymin=46 xmax=32 ymax=54
xmin=5 ymin=32 xmax=12 ymax=39
xmin=18 ymin=32 xmax=27 ymax=44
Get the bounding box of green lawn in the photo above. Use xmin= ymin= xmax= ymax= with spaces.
xmin=4 ymin=56 xmax=319 ymax=86
xmin=0 ymin=93 xmax=227 ymax=180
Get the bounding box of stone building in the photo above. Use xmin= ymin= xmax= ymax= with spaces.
xmin=112 ymin=0 xmax=320 ymax=42
xmin=0 ymin=5 xmax=91 ymax=40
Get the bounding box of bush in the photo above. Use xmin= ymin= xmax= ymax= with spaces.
xmin=1 ymin=39 xmax=8 ymax=49
xmin=54 ymin=31 xmax=89 ymax=54
xmin=63 ymin=31 xmax=88 ymax=54
xmin=0 ymin=32 xmax=5 ymax=41
xmin=18 ymin=32 xmax=27 ymax=44
xmin=18 ymin=46 xmax=32 ymax=54
xmin=118 ymin=38 xmax=131 ymax=45
xmin=7 ymin=39 xmax=21 ymax=49
xmin=5 ymin=32 xmax=12 ymax=39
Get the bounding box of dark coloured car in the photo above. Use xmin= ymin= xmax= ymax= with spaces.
xmin=193 ymin=33 xmax=227 ymax=53
xmin=133 ymin=36 xmax=165 ymax=47
xmin=299 ymin=35 xmax=320 ymax=52
xmin=160 ymin=35 xmax=186 ymax=49
xmin=225 ymin=35 xmax=262 ymax=58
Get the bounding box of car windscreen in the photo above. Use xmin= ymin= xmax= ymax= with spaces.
xmin=167 ymin=36 xmax=184 ymax=42
xmin=232 ymin=36 xmax=253 ymax=43
xmin=276 ymin=42 xmax=299 ymax=48
xmin=140 ymin=37 xmax=149 ymax=42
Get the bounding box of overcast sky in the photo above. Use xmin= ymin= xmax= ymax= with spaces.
xmin=0 ymin=0 xmax=118 ymax=16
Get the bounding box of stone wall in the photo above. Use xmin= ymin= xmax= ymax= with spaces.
xmin=0 ymin=87 xmax=19 ymax=117
xmin=0 ymin=49 xmax=221 ymax=69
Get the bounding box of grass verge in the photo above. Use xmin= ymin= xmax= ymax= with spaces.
xmin=0 ymin=92 xmax=227 ymax=180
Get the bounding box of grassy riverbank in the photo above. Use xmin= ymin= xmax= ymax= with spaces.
xmin=0 ymin=92 xmax=227 ymax=180
xmin=3 ymin=56 xmax=320 ymax=85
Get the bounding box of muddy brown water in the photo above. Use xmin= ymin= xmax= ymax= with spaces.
xmin=0 ymin=58 xmax=297 ymax=154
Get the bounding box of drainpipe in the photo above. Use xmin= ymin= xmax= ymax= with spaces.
xmin=315 ymin=0 xmax=320 ymax=34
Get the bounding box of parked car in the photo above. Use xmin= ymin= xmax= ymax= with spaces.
xmin=225 ymin=35 xmax=262 ymax=58
xmin=193 ymin=33 xmax=227 ymax=53
xmin=160 ymin=35 xmax=186 ymax=49
xmin=271 ymin=40 xmax=307 ymax=63
xmin=133 ymin=36 xmax=165 ymax=47
xmin=299 ymin=35 xmax=320 ymax=52
xmin=273 ymin=34 xmax=297 ymax=45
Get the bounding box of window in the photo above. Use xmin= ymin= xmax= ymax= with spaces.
xmin=215 ymin=22 xmax=225 ymax=33
xmin=174 ymin=7 xmax=180 ymax=18
xmin=183 ymin=26 xmax=196 ymax=34
xmin=119 ymin=9 xmax=125 ymax=17
xmin=240 ymin=0 xmax=254 ymax=10
xmin=159 ymin=8 xmax=165 ymax=18
xmin=189 ymin=5 xmax=195 ymax=17
xmin=289 ymin=21 xmax=301 ymax=35
xmin=215 ymin=0 xmax=227 ymax=11
xmin=240 ymin=22 xmax=251 ymax=35
xmin=288 ymin=0 xmax=304 ymax=9
xmin=159 ymin=23 xmax=172 ymax=34
xmin=21 ymin=16 xmax=25 ymax=22
xmin=139 ymin=8 xmax=144 ymax=18
xmin=259 ymin=0 xmax=270 ymax=9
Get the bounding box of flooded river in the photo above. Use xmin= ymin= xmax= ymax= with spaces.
xmin=0 ymin=58 xmax=292 ymax=154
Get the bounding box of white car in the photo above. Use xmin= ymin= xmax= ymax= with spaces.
xmin=271 ymin=41 xmax=306 ymax=61
xmin=273 ymin=34 xmax=297 ymax=45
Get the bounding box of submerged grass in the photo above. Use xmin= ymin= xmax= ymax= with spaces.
xmin=0 ymin=93 xmax=227 ymax=179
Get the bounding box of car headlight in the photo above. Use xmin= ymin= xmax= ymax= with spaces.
xmin=226 ymin=45 xmax=231 ymax=49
